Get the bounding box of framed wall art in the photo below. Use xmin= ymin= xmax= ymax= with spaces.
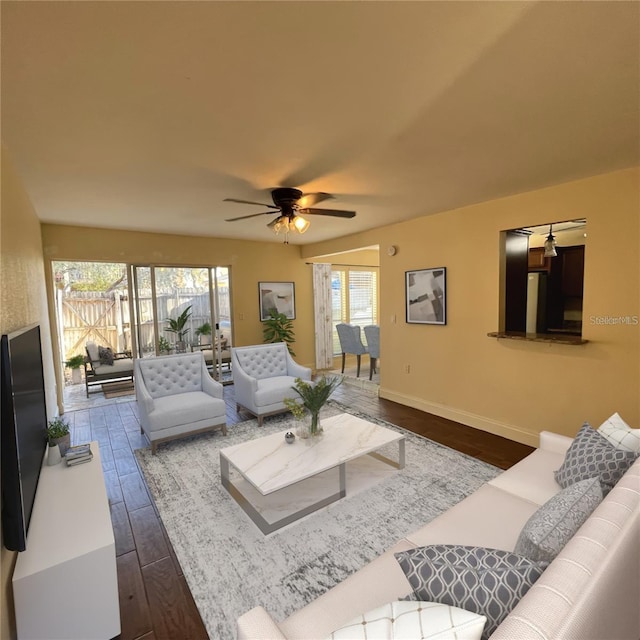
xmin=405 ymin=267 xmax=446 ymax=325
xmin=258 ymin=281 xmax=296 ymax=321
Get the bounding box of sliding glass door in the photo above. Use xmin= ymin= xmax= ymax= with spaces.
xmin=130 ymin=265 xmax=233 ymax=381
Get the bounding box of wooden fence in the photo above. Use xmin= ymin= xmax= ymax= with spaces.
xmin=57 ymin=289 xmax=230 ymax=360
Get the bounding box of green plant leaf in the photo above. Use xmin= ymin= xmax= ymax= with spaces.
xmin=262 ymin=310 xmax=296 ymax=355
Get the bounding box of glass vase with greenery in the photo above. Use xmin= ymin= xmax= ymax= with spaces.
xmin=284 ymin=376 xmax=343 ymax=436
xmin=263 ymin=310 xmax=296 ymax=355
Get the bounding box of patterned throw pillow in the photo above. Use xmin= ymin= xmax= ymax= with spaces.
xmin=554 ymin=423 xmax=638 ymax=493
xmin=394 ymin=545 xmax=548 ymax=640
xmin=597 ymin=413 xmax=640 ymax=453
xmin=325 ymin=601 xmax=486 ymax=640
xmin=98 ymin=346 xmax=115 ymax=365
xmin=514 ymin=477 xmax=602 ymax=563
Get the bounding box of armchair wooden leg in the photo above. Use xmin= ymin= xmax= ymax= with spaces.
xmin=258 ymin=415 xmax=264 ymax=427
xmin=151 ymin=441 xmax=158 ymax=455
xmin=341 ymin=353 xmax=346 ymax=373
xmin=356 ymin=355 xmax=361 ymax=377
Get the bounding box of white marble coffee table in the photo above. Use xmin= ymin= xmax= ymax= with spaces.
xmin=220 ymin=413 xmax=405 ymax=534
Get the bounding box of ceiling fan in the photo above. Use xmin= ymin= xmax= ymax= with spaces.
xmin=224 ymin=187 xmax=356 ymax=241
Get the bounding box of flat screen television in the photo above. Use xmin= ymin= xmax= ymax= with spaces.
xmin=1 ymin=324 xmax=48 ymax=552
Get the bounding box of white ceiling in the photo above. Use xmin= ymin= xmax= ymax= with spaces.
xmin=2 ymin=1 xmax=638 ymax=245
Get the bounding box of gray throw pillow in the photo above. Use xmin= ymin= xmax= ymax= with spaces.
xmin=514 ymin=477 xmax=602 ymax=563
xmin=98 ymin=346 xmax=115 ymax=365
xmin=395 ymin=545 xmax=548 ymax=640
xmin=554 ymin=423 xmax=638 ymax=493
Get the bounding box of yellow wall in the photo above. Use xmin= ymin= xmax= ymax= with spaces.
xmin=304 ymin=168 xmax=640 ymax=445
xmin=1 ymin=147 xmax=58 ymax=640
xmin=41 ymin=225 xmax=318 ymax=370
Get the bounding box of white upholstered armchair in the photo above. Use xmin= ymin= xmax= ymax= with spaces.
xmin=231 ymin=343 xmax=312 ymax=426
xmin=135 ymin=352 xmax=227 ymax=454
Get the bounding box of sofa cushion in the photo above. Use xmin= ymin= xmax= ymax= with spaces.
xmin=235 ymin=346 xmax=288 ymax=379
xmin=597 ymin=412 xmax=640 ymax=453
xmin=254 ymin=376 xmax=298 ymax=407
xmin=93 ymin=358 xmax=134 ymax=376
xmin=86 ymin=341 xmax=100 ymax=362
xmin=325 ymin=600 xmax=486 ymax=640
xmin=405 ymin=484 xmax=538 ymax=552
xmin=149 ymin=391 xmax=226 ymax=432
xmin=139 ymin=353 xmax=205 ymax=398
xmin=488 ymin=447 xmax=565 ymax=506
xmin=554 ymin=423 xmax=638 ymax=493
xmin=395 ymin=545 xmax=548 ymax=640
xmin=514 ymin=477 xmax=602 ymax=563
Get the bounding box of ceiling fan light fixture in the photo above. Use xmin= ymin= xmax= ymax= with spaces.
xmin=291 ymin=215 xmax=310 ymax=233
xmin=543 ymin=224 xmax=557 ymax=257
xmin=272 ymin=217 xmax=287 ymax=234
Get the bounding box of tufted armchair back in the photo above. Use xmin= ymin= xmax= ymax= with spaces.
xmin=336 ymin=323 xmax=368 ymax=356
xmin=233 ymin=343 xmax=290 ymax=380
xmin=363 ymin=325 xmax=380 ymax=359
xmin=136 ymin=352 xmax=205 ymax=399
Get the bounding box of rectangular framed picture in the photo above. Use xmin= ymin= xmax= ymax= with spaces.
xmin=258 ymin=281 xmax=296 ymax=321
xmin=406 ymin=267 xmax=447 ymax=325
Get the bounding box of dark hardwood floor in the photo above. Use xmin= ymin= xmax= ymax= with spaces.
xmin=64 ymin=382 xmax=533 ymax=640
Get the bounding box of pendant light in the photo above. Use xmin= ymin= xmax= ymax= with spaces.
xmin=543 ymin=224 xmax=557 ymax=257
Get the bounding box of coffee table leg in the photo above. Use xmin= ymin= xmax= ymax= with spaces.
xmin=369 ymin=436 xmax=406 ymax=469
xmin=220 ymin=452 xmax=344 ymax=535
xmin=339 ymin=462 xmax=346 ymax=498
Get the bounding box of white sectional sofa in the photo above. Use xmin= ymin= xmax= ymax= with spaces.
xmin=237 ymin=429 xmax=640 ymax=640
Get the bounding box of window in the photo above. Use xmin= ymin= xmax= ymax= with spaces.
xmin=331 ymin=268 xmax=378 ymax=354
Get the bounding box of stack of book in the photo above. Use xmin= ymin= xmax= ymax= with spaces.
xmin=65 ymin=443 xmax=93 ymax=466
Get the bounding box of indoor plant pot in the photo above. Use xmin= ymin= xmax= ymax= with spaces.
xmin=47 ymin=417 xmax=71 ymax=456
xmin=65 ymin=354 xmax=85 ymax=385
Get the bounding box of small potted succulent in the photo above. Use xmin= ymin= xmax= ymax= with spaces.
xmin=64 ymin=354 xmax=85 ymax=385
xmin=47 ymin=417 xmax=71 ymax=458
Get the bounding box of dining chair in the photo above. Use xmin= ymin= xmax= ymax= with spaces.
xmin=363 ymin=325 xmax=380 ymax=381
xmin=335 ymin=323 xmax=368 ymax=377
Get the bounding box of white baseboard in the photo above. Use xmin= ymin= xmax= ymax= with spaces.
xmin=379 ymin=388 xmax=539 ymax=448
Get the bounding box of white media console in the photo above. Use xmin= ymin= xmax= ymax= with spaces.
xmin=12 ymin=441 xmax=121 ymax=640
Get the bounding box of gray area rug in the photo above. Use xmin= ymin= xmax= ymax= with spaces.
xmin=135 ymin=401 xmax=500 ymax=639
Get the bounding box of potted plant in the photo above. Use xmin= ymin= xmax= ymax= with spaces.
xmin=166 ymin=305 xmax=192 ymax=352
xmin=195 ymin=321 xmax=212 ymax=346
xmin=47 ymin=417 xmax=71 ymax=457
xmin=158 ymin=336 xmax=172 ymax=354
xmin=263 ymin=309 xmax=296 ymax=355
xmin=64 ymin=354 xmax=85 ymax=384
xmin=284 ymin=375 xmax=343 ymax=437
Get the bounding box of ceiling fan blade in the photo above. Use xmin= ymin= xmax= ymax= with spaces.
xmin=223 ymin=198 xmax=279 ymax=209
xmin=300 ymin=208 xmax=356 ymax=219
xmin=225 ymin=211 xmax=276 ymax=222
xmin=298 ymin=192 xmax=334 ymax=208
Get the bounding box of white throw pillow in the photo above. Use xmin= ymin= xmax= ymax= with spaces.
xmin=598 ymin=413 xmax=640 ymax=453
xmin=325 ymin=600 xmax=486 ymax=640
